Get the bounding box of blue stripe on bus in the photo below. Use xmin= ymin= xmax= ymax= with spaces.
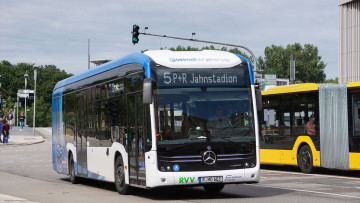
xmin=232 ymin=54 xmax=254 ymax=85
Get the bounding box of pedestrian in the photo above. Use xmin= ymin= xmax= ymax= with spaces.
xmin=0 ymin=118 xmax=3 ymax=143
xmin=6 ymin=110 xmax=14 ymax=129
xmin=19 ymin=111 xmax=25 ymax=131
xmin=307 ymin=114 xmax=316 ymax=136
xmin=2 ymin=120 xmax=10 ymax=145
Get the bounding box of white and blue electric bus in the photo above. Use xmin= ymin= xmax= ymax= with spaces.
xmin=52 ymin=50 xmax=261 ymax=194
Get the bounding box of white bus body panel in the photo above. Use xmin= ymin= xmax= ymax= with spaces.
xmin=66 ymin=142 xmax=129 ymax=183
xmin=250 ymin=85 xmax=261 ymax=173
xmin=145 ymin=150 xmax=259 ymax=187
xmin=66 ymin=143 xmax=76 ymax=166
xmin=144 ymin=50 xmax=242 ymax=69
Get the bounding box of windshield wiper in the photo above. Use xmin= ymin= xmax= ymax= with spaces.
xmin=163 ymin=142 xmax=194 ymax=152
xmin=220 ymin=137 xmax=247 ymax=148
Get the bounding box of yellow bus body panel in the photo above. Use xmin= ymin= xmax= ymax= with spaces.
xmin=260 ymin=136 xmax=320 ymax=167
xmin=260 ymin=149 xmax=281 ymax=164
xmin=347 ymin=82 xmax=360 ymax=88
xmin=349 ymin=153 xmax=360 ymax=170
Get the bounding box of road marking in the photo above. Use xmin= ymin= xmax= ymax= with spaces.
xmin=251 ymin=184 xmax=360 ymax=199
xmin=0 ymin=161 xmax=14 ymax=164
xmin=262 ymin=169 xmax=360 ymax=181
xmin=0 ymin=193 xmax=38 ymax=203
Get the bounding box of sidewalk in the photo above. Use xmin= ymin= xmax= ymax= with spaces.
xmin=1 ymin=126 xmax=45 ymax=146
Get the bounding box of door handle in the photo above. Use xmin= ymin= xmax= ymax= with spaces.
xmin=106 ymin=148 xmax=109 ymax=156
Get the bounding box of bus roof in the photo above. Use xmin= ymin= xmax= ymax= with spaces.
xmin=262 ymin=83 xmax=319 ymax=95
xmin=144 ymin=50 xmax=243 ymax=68
xmin=262 ymin=81 xmax=360 ymax=95
xmin=53 ymin=50 xmax=254 ymax=92
xmin=53 ymin=52 xmax=151 ymax=91
xmin=347 ymin=81 xmax=360 ymax=88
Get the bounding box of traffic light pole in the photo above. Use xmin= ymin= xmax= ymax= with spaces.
xmin=139 ymin=32 xmax=258 ymax=71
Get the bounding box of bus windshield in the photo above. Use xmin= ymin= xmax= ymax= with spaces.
xmin=154 ymin=67 xmax=255 ymax=151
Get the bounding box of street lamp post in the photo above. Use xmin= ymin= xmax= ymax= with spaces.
xmin=24 ymin=71 xmax=28 ymax=128
xmin=17 ymin=94 xmax=19 ymax=127
xmin=33 ymin=65 xmax=38 ymax=135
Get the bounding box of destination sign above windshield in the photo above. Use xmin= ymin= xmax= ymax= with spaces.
xmin=156 ymin=68 xmax=247 ymax=87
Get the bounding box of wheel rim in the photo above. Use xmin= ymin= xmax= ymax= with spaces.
xmin=116 ymin=163 xmax=124 ymax=187
xmin=301 ymin=151 xmax=311 ymax=169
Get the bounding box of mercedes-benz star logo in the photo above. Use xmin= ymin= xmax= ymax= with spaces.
xmin=203 ymin=150 xmax=216 ymax=165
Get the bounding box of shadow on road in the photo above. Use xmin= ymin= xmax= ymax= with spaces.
xmin=60 ymin=177 xmax=292 ymax=200
xmin=261 ymin=164 xmax=360 ymax=178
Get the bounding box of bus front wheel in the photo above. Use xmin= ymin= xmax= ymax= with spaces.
xmin=69 ymin=154 xmax=78 ymax=184
xmin=115 ymin=156 xmax=131 ymax=195
xmin=297 ymin=145 xmax=314 ymax=174
xmin=203 ymin=184 xmax=225 ymax=193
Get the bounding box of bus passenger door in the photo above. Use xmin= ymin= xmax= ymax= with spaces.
xmin=76 ymin=92 xmax=88 ymax=177
xmin=127 ymin=92 xmax=146 ymax=186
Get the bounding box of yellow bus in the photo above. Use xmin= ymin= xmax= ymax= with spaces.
xmin=260 ymin=82 xmax=360 ymax=173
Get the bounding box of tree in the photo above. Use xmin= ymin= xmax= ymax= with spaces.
xmin=0 ymin=60 xmax=72 ymax=127
xmin=28 ymin=96 xmax=52 ymax=127
xmin=325 ymin=77 xmax=338 ymax=84
xmin=258 ymin=43 xmax=327 ymax=83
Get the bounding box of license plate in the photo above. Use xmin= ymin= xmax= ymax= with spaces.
xmin=199 ymin=176 xmax=223 ymax=183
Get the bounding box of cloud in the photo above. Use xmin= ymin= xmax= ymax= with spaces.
xmin=0 ymin=0 xmax=339 ymax=79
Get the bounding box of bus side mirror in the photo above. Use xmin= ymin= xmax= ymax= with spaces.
xmin=143 ymin=78 xmax=153 ymax=104
xmin=256 ymin=90 xmax=262 ymax=111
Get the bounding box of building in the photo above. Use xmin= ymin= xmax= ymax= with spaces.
xmin=256 ymin=75 xmax=289 ymax=91
xmin=339 ymin=0 xmax=360 ymax=83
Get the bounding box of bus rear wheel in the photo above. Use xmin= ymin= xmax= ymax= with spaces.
xmin=203 ymin=184 xmax=225 ymax=193
xmin=297 ymin=145 xmax=314 ymax=174
xmin=69 ymin=154 xmax=78 ymax=184
xmin=115 ymin=156 xmax=131 ymax=195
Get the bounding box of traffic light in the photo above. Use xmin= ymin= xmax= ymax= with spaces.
xmin=132 ymin=25 xmax=140 ymax=44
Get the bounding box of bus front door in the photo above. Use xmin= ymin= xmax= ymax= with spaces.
xmin=127 ymin=92 xmax=146 ymax=186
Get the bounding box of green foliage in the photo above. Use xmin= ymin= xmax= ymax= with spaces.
xmin=0 ymin=61 xmax=72 ymax=127
xmin=258 ymin=43 xmax=327 ymax=83
xmin=27 ymin=96 xmax=52 ymax=127
xmin=325 ymin=77 xmax=338 ymax=84
xmin=3 ymin=96 xmax=14 ymax=114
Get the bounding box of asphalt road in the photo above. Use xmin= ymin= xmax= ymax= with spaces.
xmin=0 ymin=128 xmax=360 ymax=203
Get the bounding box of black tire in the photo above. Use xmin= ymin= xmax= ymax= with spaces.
xmin=203 ymin=184 xmax=225 ymax=193
xmin=114 ymin=156 xmax=131 ymax=195
xmin=298 ymin=145 xmax=314 ymax=174
xmin=69 ymin=154 xmax=78 ymax=184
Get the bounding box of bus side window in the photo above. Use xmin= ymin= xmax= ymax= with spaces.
xmin=358 ymin=101 xmax=360 ymax=119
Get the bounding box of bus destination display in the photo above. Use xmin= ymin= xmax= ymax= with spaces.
xmin=156 ymin=68 xmax=246 ymax=87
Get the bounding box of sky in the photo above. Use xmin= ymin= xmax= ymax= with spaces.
xmin=0 ymin=0 xmax=339 ymax=79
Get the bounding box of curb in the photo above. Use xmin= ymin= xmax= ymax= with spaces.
xmin=34 ymin=128 xmax=48 ymax=140
xmin=1 ymin=128 xmax=47 ymax=146
xmin=9 ymin=138 xmax=45 ymax=146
